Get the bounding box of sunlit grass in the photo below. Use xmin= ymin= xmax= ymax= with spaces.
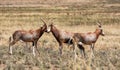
xmin=0 ymin=0 xmax=120 ymax=70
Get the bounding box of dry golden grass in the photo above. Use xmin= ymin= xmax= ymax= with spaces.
xmin=0 ymin=0 xmax=93 ymax=7
xmin=0 ymin=0 xmax=120 ymax=70
xmin=0 ymin=21 xmax=120 ymax=70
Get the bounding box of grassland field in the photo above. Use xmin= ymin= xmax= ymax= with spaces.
xmin=0 ymin=0 xmax=120 ymax=70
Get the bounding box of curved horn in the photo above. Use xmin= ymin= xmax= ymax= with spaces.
xmin=40 ymin=18 xmax=46 ymax=24
xmin=97 ymin=22 xmax=101 ymax=28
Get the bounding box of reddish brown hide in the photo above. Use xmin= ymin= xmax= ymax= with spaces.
xmin=47 ymin=24 xmax=74 ymax=55
xmin=73 ymin=23 xmax=105 ymax=58
xmin=9 ymin=20 xmax=47 ymax=56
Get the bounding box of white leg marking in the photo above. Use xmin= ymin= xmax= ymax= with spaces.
xmin=32 ymin=46 xmax=35 ymax=56
xmin=90 ymin=44 xmax=95 ymax=57
xmin=10 ymin=46 xmax=12 ymax=54
xmin=74 ymin=43 xmax=78 ymax=62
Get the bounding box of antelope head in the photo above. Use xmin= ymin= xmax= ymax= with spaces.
xmin=40 ymin=18 xmax=53 ymax=33
xmin=97 ymin=22 xmax=105 ymax=36
xmin=47 ymin=22 xmax=53 ymax=33
xmin=40 ymin=18 xmax=47 ymax=32
xmin=46 ymin=19 xmax=54 ymax=33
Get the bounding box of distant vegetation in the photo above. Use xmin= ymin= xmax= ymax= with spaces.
xmin=0 ymin=0 xmax=120 ymax=25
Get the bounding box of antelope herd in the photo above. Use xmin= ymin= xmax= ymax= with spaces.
xmin=8 ymin=18 xmax=104 ymax=59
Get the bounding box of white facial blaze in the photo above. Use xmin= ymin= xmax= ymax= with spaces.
xmin=102 ymin=31 xmax=105 ymax=35
xmin=99 ymin=28 xmax=104 ymax=35
xmin=47 ymin=26 xmax=51 ymax=32
xmin=101 ymin=29 xmax=105 ymax=35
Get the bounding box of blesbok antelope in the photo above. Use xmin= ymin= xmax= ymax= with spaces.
xmin=9 ymin=19 xmax=47 ymax=56
xmin=46 ymin=23 xmax=74 ymax=55
xmin=72 ymin=23 xmax=105 ymax=58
